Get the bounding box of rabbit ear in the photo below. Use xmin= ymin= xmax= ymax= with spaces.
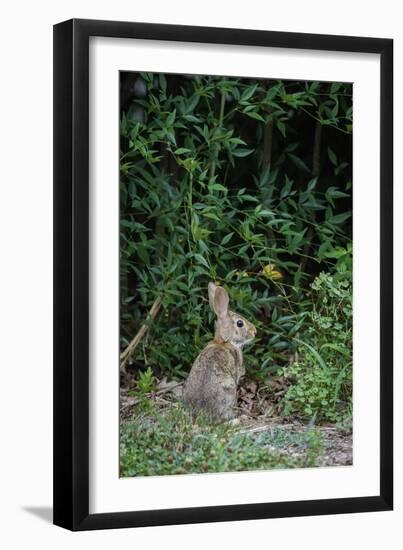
xmin=213 ymin=286 xmax=229 ymax=320
xmin=208 ymin=282 xmax=218 ymax=312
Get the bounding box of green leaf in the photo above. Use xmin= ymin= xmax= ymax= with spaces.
xmin=209 ymin=183 xmax=228 ymax=192
xmin=202 ymin=212 xmax=221 ymax=221
xmin=326 ymin=186 xmax=350 ymax=200
xmin=295 ymin=338 xmax=327 ymax=370
xmin=328 ymin=212 xmax=351 ymax=225
xmin=166 ymin=131 xmax=176 ymax=145
xmin=288 ymin=153 xmax=310 ymax=173
xmin=159 ymin=74 xmax=167 ymax=94
xmin=221 ymin=232 xmax=234 ymax=245
xmin=266 ymin=83 xmax=281 ymax=101
xmin=239 ymin=194 xmax=259 ymax=203
xmin=194 ymin=254 xmax=210 ymax=268
xmin=327 ymin=147 xmax=338 ymax=166
xmin=276 ymin=120 xmax=286 ymax=138
xmin=330 ymin=82 xmax=341 ymax=94
xmin=166 ymin=109 xmax=176 ymax=127
xmin=240 ymin=84 xmax=258 ymax=102
xmin=183 ymin=114 xmax=202 ymax=122
xmin=244 ymin=111 xmax=265 ymax=122
xmin=186 ymin=94 xmax=200 ymax=114
xmin=229 ymin=137 xmax=247 ymax=145
xmin=232 ymin=148 xmax=254 ymax=157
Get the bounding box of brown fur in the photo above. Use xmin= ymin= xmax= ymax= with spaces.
xmin=183 ymin=283 xmax=256 ymax=421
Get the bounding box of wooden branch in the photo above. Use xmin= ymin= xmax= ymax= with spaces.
xmin=312 ymin=120 xmax=322 ymax=177
xmin=120 ymin=295 xmax=162 ymax=370
xmin=262 ymin=106 xmax=276 ymax=250
xmin=209 ymin=91 xmax=226 ymax=182
xmin=300 ymin=119 xmax=322 ymax=274
xmin=262 ymin=107 xmax=273 ymax=169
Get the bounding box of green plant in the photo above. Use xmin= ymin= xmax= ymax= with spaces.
xmin=128 ymin=366 xmax=156 ymax=413
xmin=119 ymin=72 xmax=353 ymax=423
xmin=120 ymin=402 xmax=323 ymax=476
xmin=137 ymin=366 xmax=155 ymax=394
xmin=281 ymin=266 xmax=352 ymax=423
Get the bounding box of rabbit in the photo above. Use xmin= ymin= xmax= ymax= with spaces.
xmin=182 ymin=282 xmax=256 ymax=422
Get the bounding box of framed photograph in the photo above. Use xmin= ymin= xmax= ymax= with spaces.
xmin=53 ymin=19 xmax=393 ymax=530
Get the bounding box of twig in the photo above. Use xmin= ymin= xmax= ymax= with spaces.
xmin=155 ymin=382 xmax=183 ymax=396
xmin=312 ymin=119 xmax=322 ymax=177
xmin=120 ymin=382 xmax=184 ymax=413
xmin=240 ymin=424 xmax=273 ymax=434
xmin=120 ymin=295 xmax=162 ymax=369
xmin=209 ymin=91 xmax=226 ymax=182
xmin=299 ymin=119 xmax=322 ymax=274
xmin=262 ymin=105 xmax=273 ymax=169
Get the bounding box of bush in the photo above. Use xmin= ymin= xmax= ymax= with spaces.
xmin=281 ymin=266 xmax=352 ymax=423
xmin=119 ymin=72 xmax=353 ymax=423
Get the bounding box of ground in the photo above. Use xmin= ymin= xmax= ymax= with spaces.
xmin=120 ymin=377 xmax=352 ymax=477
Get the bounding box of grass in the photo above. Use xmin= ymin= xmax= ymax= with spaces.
xmin=120 ymin=400 xmax=323 ymax=477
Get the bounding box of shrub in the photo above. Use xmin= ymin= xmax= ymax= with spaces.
xmin=281 ymin=266 xmax=352 ymax=423
xmin=119 ymin=72 xmax=353 ymax=423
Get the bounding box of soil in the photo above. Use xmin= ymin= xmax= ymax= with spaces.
xmin=234 ymin=415 xmax=353 ymax=467
xmin=120 ymin=378 xmax=353 ymax=468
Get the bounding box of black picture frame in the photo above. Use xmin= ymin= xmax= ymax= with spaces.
xmin=53 ymin=18 xmax=393 ymax=531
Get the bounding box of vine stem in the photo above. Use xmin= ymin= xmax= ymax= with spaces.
xmin=186 ymin=171 xmax=194 ymax=255
xmin=209 ymin=91 xmax=226 ymax=182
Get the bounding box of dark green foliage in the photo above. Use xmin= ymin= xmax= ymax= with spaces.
xmin=281 ymin=263 xmax=352 ymax=423
xmin=120 ymin=72 xmax=352 ymax=422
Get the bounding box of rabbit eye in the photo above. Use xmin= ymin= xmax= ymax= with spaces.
xmin=236 ymin=319 xmax=244 ymax=328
